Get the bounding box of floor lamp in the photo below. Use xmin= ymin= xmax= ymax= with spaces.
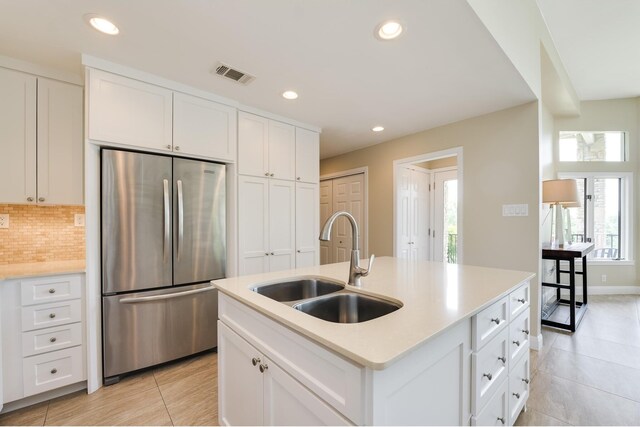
xmin=542 ymin=179 xmax=579 ymax=248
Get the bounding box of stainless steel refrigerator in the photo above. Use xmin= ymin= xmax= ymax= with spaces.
xmin=101 ymin=149 xmax=225 ymax=384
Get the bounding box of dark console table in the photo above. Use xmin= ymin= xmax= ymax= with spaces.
xmin=541 ymin=242 xmax=594 ymax=332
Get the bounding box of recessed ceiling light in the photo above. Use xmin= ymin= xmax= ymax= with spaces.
xmin=282 ymin=90 xmax=298 ymax=100
xmin=376 ymin=20 xmax=403 ymax=40
xmin=84 ymin=14 xmax=119 ymax=35
xmin=372 ymin=126 xmax=385 ymax=132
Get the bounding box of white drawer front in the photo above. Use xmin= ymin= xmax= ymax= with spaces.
xmin=22 ymin=322 xmax=83 ymax=357
xmin=472 ymin=327 xmax=509 ymax=414
xmin=472 ymin=296 xmax=508 ymax=351
xmin=20 ymin=275 xmax=82 ymax=306
xmin=508 ymin=352 xmax=530 ymax=425
xmin=508 ymin=282 xmax=530 ymax=321
xmin=472 ymin=378 xmax=508 ymax=426
xmin=21 ymin=299 xmax=82 ymax=332
xmin=509 ymin=309 xmax=530 ymax=366
xmin=22 ymin=346 xmax=84 ymax=397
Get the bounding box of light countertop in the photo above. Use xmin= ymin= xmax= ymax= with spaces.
xmin=0 ymin=260 xmax=86 ymax=281
xmin=213 ymin=257 xmax=535 ymax=370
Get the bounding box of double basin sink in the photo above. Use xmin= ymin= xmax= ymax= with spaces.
xmin=251 ymin=277 xmax=402 ymax=323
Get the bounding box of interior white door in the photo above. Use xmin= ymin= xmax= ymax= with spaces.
xmin=396 ymin=167 xmax=412 ymax=259
xmin=296 ymin=183 xmax=319 ymax=268
xmin=331 ymin=174 xmax=365 ymax=263
xmin=410 ymin=169 xmax=430 ymax=261
xmin=433 ymin=170 xmax=458 ymax=263
xmin=295 ymin=128 xmax=320 ymax=183
xmin=238 ymin=175 xmax=269 ymax=275
xmin=269 ymin=179 xmax=296 ymax=272
xmin=36 ymin=78 xmax=83 ymax=205
xmin=0 ymin=68 xmax=37 ymax=204
xmin=238 ymin=112 xmax=269 ymax=177
xmin=319 ymin=181 xmax=333 ymax=265
xmin=268 ymin=121 xmax=296 ymax=181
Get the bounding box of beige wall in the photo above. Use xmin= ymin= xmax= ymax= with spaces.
xmin=554 ymin=97 xmax=639 ymax=286
xmin=414 ymin=156 xmax=458 ymax=170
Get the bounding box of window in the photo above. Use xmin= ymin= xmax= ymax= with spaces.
xmin=559 ymin=131 xmax=627 ymax=162
xmin=558 ymin=172 xmax=633 ymax=261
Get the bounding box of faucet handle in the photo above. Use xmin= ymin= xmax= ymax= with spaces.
xmin=362 ymin=254 xmax=375 ymax=276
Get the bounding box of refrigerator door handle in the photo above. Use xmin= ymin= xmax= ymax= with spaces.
xmin=177 ymin=179 xmax=184 ymax=261
xmin=163 ymin=179 xmax=170 ymax=263
xmin=119 ymin=284 xmax=216 ymax=304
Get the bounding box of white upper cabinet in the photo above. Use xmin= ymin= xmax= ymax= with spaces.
xmin=173 ymin=92 xmax=237 ymax=161
xmin=0 ymin=68 xmax=37 ymax=204
xmin=37 ymin=79 xmax=84 ymax=205
xmin=238 ymin=112 xmax=268 ymax=177
xmin=295 ymin=128 xmax=320 ymax=183
xmin=88 ymin=69 xmax=173 ymax=152
xmin=238 ymin=112 xmax=296 ymax=181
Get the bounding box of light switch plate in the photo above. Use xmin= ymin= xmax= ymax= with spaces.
xmin=502 ymin=204 xmax=529 ymax=217
xmin=0 ymin=213 xmax=9 ymax=229
xmin=74 ymin=214 xmax=85 ymax=227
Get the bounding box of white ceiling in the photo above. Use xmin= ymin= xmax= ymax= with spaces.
xmin=0 ymin=0 xmax=535 ymax=159
xmin=538 ymin=0 xmax=640 ymax=101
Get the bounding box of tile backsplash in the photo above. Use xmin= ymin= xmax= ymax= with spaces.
xmin=0 ymin=204 xmax=85 ymax=265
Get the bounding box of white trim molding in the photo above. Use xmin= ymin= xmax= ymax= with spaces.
xmin=530 ymin=334 xmax=543 ymax=351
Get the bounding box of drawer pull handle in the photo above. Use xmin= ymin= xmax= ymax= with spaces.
xmin=517 ymin=298 xmax=527 ymax=304
xmin=51 ymin=368 xmax=58 ymax=375
xmin=482 ymin=372 xmax=492 ymax=381
xmin=50 ymin=337 xmax=57 ymax=343
xmin=498 ymin=356 xmax=506 ymax=364
xmin=49 ymin=313 xmax=56 ymax=319
xmin=522 ymin=378 xmax=530 ymax=384
xmin=259 ymin=363 xmax=268 ymax=373
xmin=522 ymin=329 xmax=530 ymax=335
xmin=490 ymin=318 xmax=501 ymax=325
xmin=513 ymin=340 xmax=521 ymax=346
xmin=513 ymin=392 xmax=520 ymax=399
xmin=497 ymin=417 xmax=505 ymax=425
xmin=49 ymin=288 xmax=56 ymax=294
xmin=251 ymin=357 xmax=261 ymax=366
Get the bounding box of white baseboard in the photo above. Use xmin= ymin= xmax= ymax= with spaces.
xmin=562 ymin=285 xmax=640 ymax=296
xmin=530 ymin=333 xmax=543 ymax=351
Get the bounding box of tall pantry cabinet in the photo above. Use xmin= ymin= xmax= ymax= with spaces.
xmin=238 ymin=112 xmax=320 ymax=275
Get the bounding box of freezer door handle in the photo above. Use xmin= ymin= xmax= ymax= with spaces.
xmin=119 ymin=284 xmax=216 ymax=304
xmin=163 ymin=179 xmax=170 ymax=263
xmin=177 ymin=179 xmax=184 ymax=261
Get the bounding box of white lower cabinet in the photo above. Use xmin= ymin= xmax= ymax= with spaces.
xmin=472 ymin=378 xmax=508 ymax=426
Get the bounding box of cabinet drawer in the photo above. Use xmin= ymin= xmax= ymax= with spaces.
xmin=22 ymin=345 xmax=84 ymax=397
xmin=219 ymin=294 xmax=364 ymax=424
xmin=472 ymin=296 xmax=508 ymax=351
xmin=22 ymin=322 xmax=83 ymax=357
xmin=21 ymin=299 xmax=82 ymax=331
xmin=472 ymin=328 xmax=509 ymax=414
xmin=20 ymin=275 xmax=82 ymax=306
xmin=509 ymin=309 xmax=530 ymax=366
xmin=508 ymin=282 xmax=530 ymax=320
xmin=472 ymin=377 xmax=508 ymax=426
xmin=508 ymin=352 xmax=530 ymax=425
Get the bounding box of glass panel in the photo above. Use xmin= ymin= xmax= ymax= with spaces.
xmin=559 ymin=131 xmax=625 ymax=162
xmin=590 ymin=178 xmax=621 ymax=259
xmin=566 ymin=178 xmax=585 ymax=243
xmin=443 ymin=179 xmax=457 ymax=264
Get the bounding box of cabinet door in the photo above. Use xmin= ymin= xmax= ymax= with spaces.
xmin=173 ymin=93 xmax=237 ymax=161
xmin=218 ymin=322 xmax=264 ymax=426
xmin=268 ymin=120 xmax=296 ymax=181
xmin=88 ymin=69 xmax=173 ymax=151
xmin=238 ymin=112 xmax=268 ymax=177
xmin=319 ymin=181 xmax=333 ymax=264
xmin=263 ymin=357 xmax=350 ymax=426
xmin=295 ymin=128 xmax=319 ymax=183
xmin=0 ymin=68 xmax=37 ymax=204
xmin=296 ymin=183 xmax=319 ymax=268
xmin=37 ymin=78 xmax=83 ymax=205
xmin=269 ymin=179 xmax=295 ymax=272
xmin=238 ymin=175 xmax=270 ymax=275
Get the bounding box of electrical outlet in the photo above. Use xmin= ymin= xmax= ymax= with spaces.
xmin=0 ymin=213 xmax=9 ymax=229
xmin=601 ymin=274 xmax=607 ymax=283
xmin=74 ymin=214 xmax=85 ymax=227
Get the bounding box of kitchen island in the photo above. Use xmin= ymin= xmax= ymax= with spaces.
xmin=213 ymin=257 xmax=534 ymax=426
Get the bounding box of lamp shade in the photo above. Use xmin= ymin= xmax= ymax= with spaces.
xmin=542 ymin=179 xmax=579 ymax=204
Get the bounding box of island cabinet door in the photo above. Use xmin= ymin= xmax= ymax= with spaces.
xmin=263 ymin=358 xmax=351 ymax=426
xmin=218 ymin=322 xmax=264 ymax=426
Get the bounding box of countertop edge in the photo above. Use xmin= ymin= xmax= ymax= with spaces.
xmin=0 ymin=260 xmax=86 ymax=281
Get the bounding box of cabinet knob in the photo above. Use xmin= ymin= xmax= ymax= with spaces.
xmin=296 ymin=177 xmax=301 ymax=181
xmin=497 ymin=417 xmax=505 ymax=425
xmin=522 ymin=378 xmax=530 ymax=384
xmin=39 ymin=197 xmax=45 ymax=202
xmin=512 ymin=392 xmax=520 ymax=399
xmin=27 ymin=197 xmax=34 ymax=202
xmin=166 ymin=145 xmax=172 ymax=149
xmin=270 ymin=252 xmax=274 ymax=256
xmin=297 ymin=250 xmax=301 ymax=253
xmin=497 ymin=356 xmax=506 ymax=364
xmin=259 ymin=363 xmax=268 ymax=373
xmin=517 ymin=298 xmax=527 ymax=304
xmin=522 ymin=329 xmax=530 ymax=335
xmin=50 ymin=337 xmax=57 ymax=343
xmin=265 ymin=172 xmax=270 ymax=176
xmin=490 ymin=317 xmax=501 ymax=325
xmin=513 ymin=340 xmax=521 ymax=347
xmin=270 ymin=173 xmax=274 ymax=177
xmin=49 ymin=313 xmax=56 ymax=319
xmin=175 ymin=146 xmax=180 ymax=151
xmin=49 ymin=288 xmax=56 ymax=294
xmin=265 ymin=252 xmax=269 ymax=256
xmin=251 ymin=357 xmax=261 ymax=366
xmin=482 ymin=372 xmax=492 ymax=381
xmin=51 ymin=368 xmax=58 ymax=375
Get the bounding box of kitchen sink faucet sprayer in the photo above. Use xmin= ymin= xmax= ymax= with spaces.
xmin=319 ymin=211 xmax=375 ymax=287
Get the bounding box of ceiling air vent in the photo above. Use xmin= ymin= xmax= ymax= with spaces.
xmin=213 ymin=62 xmax=255 ymax=85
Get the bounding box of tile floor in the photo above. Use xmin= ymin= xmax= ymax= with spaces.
xmin=1 ymin=295 xmax=638 ymax=426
